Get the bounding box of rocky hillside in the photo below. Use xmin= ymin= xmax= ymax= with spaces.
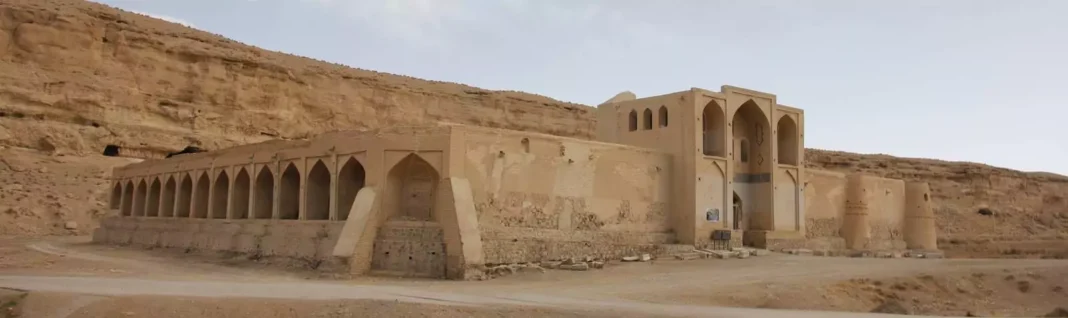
xmin=807 ymin=150 xmax=1068 ymax=242
xmin=0 ymin=0 xmax=1064 ymax=244
xmin=0 ymin=0 xmax=593 ymax=157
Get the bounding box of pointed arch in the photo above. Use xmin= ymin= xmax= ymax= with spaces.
xmin=211 ymin=170 xmax=230 ymax=219
xmin=702 ymin=100 xmax=726 ymax=156
xmin=628 ymin=110 xmax=638 ymax=131
xmin=177 ymin=174 xmax=193 ymax=217
xmin=306 ymin=160 xmax=331 ymax=220
xmin=121 ymin=181 xmax=134 ymax=216
xmin=110 ymin=183 xmax=122 ymax=210
xmin=254 ymin=166 xmax=275 ymax=219
xmin=642 ymin=108 xmax=653 ymax=130
xmin=387 ymin=154 xmax=439 ymax=221
xmin=279 ymin=163 xmax=300 ymax=220
xmin=161 ymin=176 xmax=176 ymax=217
xmin=336 ymin=157 xmax=366 ymax=221
xmin=777 ymin=115 xmax=800 ymax=165
xmin=658 ymin=106 xmax=668 ymax=127
xmin=731 ymin=100 xmax=771 ymax=173
xmin=133 ymin=179 xmax=147 ymax=216
xmin=193 ymin=172 xmax=210 ymax=218
xmin=232 ymin=168 xmax=251 ymax=219
xmin=147 ymin=178 xmax=161 ymax=217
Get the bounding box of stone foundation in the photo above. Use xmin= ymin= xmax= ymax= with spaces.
xmin=93 ymin=217 xmax=344 ymax=268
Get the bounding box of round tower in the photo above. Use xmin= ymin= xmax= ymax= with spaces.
xmin=842 ymin=174 xmax=875 ymax=250
xmin=904 ymin=182 xmax=938 ymax=250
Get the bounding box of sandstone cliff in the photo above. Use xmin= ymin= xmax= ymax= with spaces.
xmin=0 ymin=0 xmax=1064 ymax=246
xmin=0 ymin=0 xmax=593 ymax=157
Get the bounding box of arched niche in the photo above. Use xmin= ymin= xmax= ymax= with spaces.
xmin=642 ymin=108 xmax=653 ymax=130
xmin=253 ymin=166 xmax=274 ymax=219
xmin=147 ymin=178 xmax=161 ymax=217
xmin=336 ymin=157 xmax=366 ymax=221
xmin=731 ymin=100 xmax=772 ymax=173
xmin=161 ymin=176 xmax=176 ymax=217
xmin=777 ymin=115 xmax=800 ymax=165
xmin=121 ymin=181 xmax=134 ymax=216
xmin=211 ymin=170 xmax=230 ymax=219
xmin=232 ymin=168 xmax=251 ymax=219
xmin=279 ymin=163 xmax=300 ymax=220
xmin=702 ymin=100 xmax=726 ymax=156
xmin=658 ymin=106 xmax=668 ymax=127
xmin=306 ymin=160 xmax=331 ymax=220
xmin=386 ymin=154 xmax=440 ymax=221
xmin=193 ymin=172 xmax=210 ymax=218
xmin=177 ymin=174 xmax=193 ymax=217
xmin=110 ymin=183 xmax=122 ymax=210
xmin=133 ymin=179 xmax=147 ymax=216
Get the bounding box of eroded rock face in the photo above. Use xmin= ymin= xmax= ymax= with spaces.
xmin=0 ymin=0 xmax=594 ymax=158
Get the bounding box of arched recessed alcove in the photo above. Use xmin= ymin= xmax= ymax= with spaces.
xmin=279 ymin=163 xmax=300 ymax=220
xmin=731 ymin=100 xmax=771 ymax=173
xmin=161 ymin=177 xmax=176 ymax=217
xmin=658 ymin=106 xmax=668 ymax=127
xmin=702 ymin=100 xmax=726 ymax=156
xmin=121 ymin=181 xmax=134 ymax=216
xmin=254 ymin=167 xmax=274 ymax=219
xmin=306 ymin=160 xmax=331 ymax=220
xmin=232 ymin=168 xmax=251 ymax=219
xmin=193 ymin=173 xmax=210 ymax=218
xmin=387 ymin=154 xmax=439 ymax=221
xmin=211 ymin=171 xmax=230 ymax=219
xmin=777 ymin=116 xmax=799 ymax=165
xmin=110 ymin=183 xmax=122 ymax=210
xmin=146 ymin=178 xmax=161 ymax=217
xmin=642 ymin=108 xmax=653 ymax=130
xmin=336 ymin=158 xmax=366 ymax=221
xmin=133 ymin=180 xmax=147 ymax=216
xmin=177 ymin=174 xmax=193 ymax=217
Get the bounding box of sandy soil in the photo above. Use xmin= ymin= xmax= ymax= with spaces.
xmin=1 ymin=236 xmax=1067 ymax=317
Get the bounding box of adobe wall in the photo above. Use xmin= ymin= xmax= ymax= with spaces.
xmin=458 ymin=127 xmax=675 ymax=263
xmin=92 ymin=218 xmax=345 ymax=267
xmin=802 ymin=169 xmax=907 ymax=250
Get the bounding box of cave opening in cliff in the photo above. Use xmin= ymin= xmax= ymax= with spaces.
xmin=103 ymin=145 xmax=121 ymax=157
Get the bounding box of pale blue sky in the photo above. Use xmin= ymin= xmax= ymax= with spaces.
xmin=93 ymin=0 xmax=1068 ymax=175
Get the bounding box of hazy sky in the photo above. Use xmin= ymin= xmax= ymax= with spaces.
xmin=92 ymin=0 xmax=1068 ymax=175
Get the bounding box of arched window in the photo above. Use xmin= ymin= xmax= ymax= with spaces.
xmin=628 ymin=110 xmax=638 ymax=131
xmin=643 ymin=109 xmax=653 ymax=130
xmin=658 ymin=106 xmax=668 ymax=127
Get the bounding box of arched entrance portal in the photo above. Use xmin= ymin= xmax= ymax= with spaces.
xmin=371 ymin=154 xmax=446 ymax=278
xmin=732 ymin=100 xmax=774 ymax=246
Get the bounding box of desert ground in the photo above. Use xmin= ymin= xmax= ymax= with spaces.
xmin=0 ymin=234 xmax=1067 ymax=317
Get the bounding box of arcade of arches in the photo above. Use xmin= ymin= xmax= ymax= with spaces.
xmin=111 ymin=158 xmax=369 ymax=222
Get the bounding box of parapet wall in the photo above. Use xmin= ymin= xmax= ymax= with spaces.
xmin=803 ymin=169 xmax=908 ymax=251
xmin=459 ymin=127 xmax=676 ymax=263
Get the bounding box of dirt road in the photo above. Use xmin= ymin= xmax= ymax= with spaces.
xmin=1 ymin=237 xmax=1067 ymax=317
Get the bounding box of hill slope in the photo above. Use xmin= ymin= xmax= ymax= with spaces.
xmin=0 ymin=0 xmax=1064 ymax=250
